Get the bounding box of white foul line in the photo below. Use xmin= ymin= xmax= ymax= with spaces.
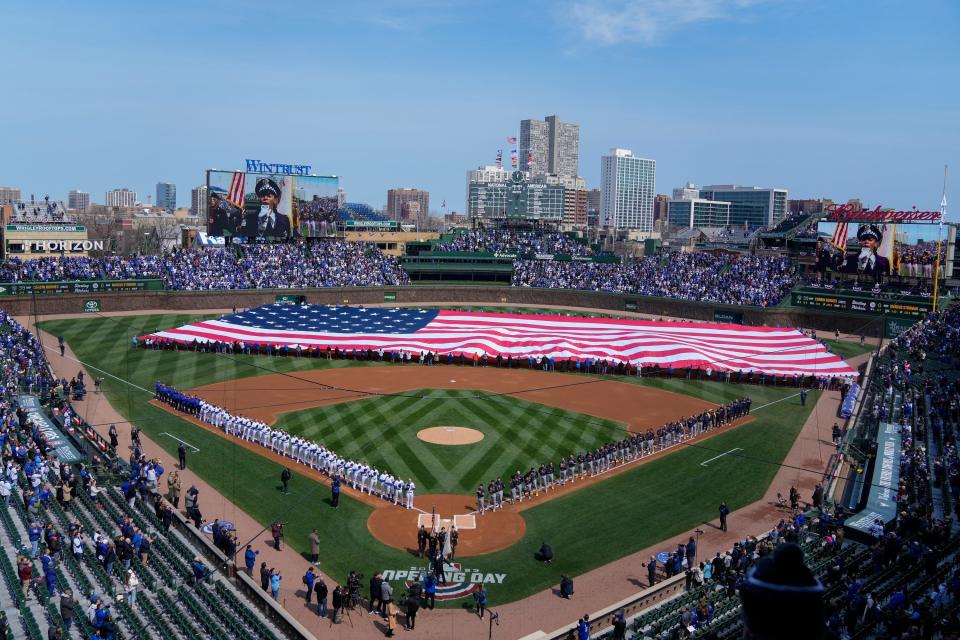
xmin=159 ymin=432 xmax=200 ymax=452
xmin=42 ymin=344 xmax=153 ymax=393
xmin=751 ymin=392 xmax=802 ymax=412
xmin=700 ymin=447 xmax=743 ymax=467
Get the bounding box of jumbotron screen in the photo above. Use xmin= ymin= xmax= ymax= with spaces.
xmin=815 ymin=221 xmax=947 ymax=279
xmin=206 ymin=170 xmax=339 ymax=238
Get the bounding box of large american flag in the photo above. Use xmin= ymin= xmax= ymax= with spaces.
xmin=142 ymin=304 xmax=856 ymax=377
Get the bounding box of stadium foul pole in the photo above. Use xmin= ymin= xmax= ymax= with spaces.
xmin=933 ymin=164 xmax=947 ymax=312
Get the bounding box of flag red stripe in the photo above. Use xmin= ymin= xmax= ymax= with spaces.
xmin=143 ymin=309 xmax=857 ymax=377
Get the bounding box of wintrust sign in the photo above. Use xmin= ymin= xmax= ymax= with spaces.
xmin=826 ymin=204 xmax=942 ymax=224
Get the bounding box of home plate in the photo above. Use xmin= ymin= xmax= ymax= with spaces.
xmin=417 ymin=513 xmax=476 ymax=530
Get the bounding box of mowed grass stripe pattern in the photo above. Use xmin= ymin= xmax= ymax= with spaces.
xmin=277 ymin=390 xmax=625 ymax=494
xmin=41 ymin=314 xmax=818 ymax=606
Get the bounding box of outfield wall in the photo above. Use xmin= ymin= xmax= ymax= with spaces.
xmin=3 ymin=286 xmax=885 ymax=336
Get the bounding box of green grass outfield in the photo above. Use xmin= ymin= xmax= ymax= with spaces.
xmin=276 ymin=390 xmax=625 ymax=494
xmin=41 ymin=313 xmax=818 ymax=605
xmin=820 ymin=337 xmax=874 ymax=360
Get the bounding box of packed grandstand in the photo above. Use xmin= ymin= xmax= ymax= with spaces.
xmin=0 ymin=232 xmax=801 ymax=307
xmin=0 ymin=226 xmax=958 ymax=640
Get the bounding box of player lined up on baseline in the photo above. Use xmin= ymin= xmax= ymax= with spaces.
xmin=154 ymin=383 xmax=417 ymax=509
xmin=473 ymin=397 xmax=752 ymax=514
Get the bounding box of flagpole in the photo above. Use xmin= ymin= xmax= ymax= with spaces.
xmin=932 ymin=164 xmax=947 ymax=312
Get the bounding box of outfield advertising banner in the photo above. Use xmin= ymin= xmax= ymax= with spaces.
xmin=0 ymin=279 xmax=163 ymax=296
xmin=206 ymin=170 xmax=338 ymax=238
xmin=791 ymin=290 xmax=932 ymax=318
xmin=713 ymin=310 xmax=743 ymax=324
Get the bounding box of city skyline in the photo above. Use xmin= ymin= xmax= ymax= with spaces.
xmin=0 ymin=1 xmax=957 ymax=216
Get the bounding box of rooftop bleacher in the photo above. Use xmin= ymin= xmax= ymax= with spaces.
xmin=7 ymin=200 xmax=74 ymax=225
xmin=340 ymin=202 xmax=388 ymax=223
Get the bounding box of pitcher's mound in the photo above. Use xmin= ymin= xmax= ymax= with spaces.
xmin=417 ymin=426 xmax=484 ymax=445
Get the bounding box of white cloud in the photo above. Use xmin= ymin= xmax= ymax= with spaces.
xmin=567 ymin=0 xmax=769 ymax=45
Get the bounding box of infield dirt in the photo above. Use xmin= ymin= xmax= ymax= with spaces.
xmin=150 ymin=366 xmax=748 ymax=555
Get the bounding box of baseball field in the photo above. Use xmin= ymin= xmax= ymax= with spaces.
xmin=42 ymin=311 xmax=825 ymax=605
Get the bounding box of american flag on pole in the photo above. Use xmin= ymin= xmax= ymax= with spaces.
xmin=142 ymin=305 xmax=857 ymax=377
xmin=830 ymin=222 xmax=849 ymax=252
xmin=227 ymin=171 xmax=246 ymax=210
xmin=506 ymin=136 xmax=517 ymax=144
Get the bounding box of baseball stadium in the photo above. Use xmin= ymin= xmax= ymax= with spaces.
xmin=0 ymin=187 xmax=958 ymax=640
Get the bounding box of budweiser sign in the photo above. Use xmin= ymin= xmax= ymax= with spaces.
xmin=826 ymin=204 xmax=942 ymax=223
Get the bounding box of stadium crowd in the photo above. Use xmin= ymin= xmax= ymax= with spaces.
xmin=513 ymin=253 xmax=796 ymax=306
xmin=0 ymin=309 xmax=295 ymax=639
xmin=0 ymin=232 xmax=805 ymax=305
xmin=435 ymin=229 xmax=597 ymax=256
xmin=0 ymin=240 xmax=411 ymax=289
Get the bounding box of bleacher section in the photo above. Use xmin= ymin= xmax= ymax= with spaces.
xmin=0 ymin=310 xmax=295 ymax=640
xmin=7 ymin=201 xmax=73 ymax=224
xmin=338 ymin=202 xmax=388 ymax=223
xmin=579 ymin=306 xmax=960 ymax=640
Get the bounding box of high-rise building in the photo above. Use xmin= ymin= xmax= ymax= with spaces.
xmin=386 ymin=188 xmax=429 ymax=221
xmin=67 ymin=190 xmax=90 ymax=211
xmin=191 ymin=185 xmax=208 ymax=218
xmin=672 ymin=182 xmax=700 ymax=201
xmin=519 ymin=115 xmax=579 ymax=181
xmin=698 ymin=185 xmax=788 ymax=227
xmin=106 ymin=188 xmax=137 ymax=208
xmin=0 ymin=187 xmax=20 ymax=206
xmin=600 ymin=149 xmax=656 ymax=231
xmin=156 ymin=182 xmax=177 ymax=211
xmin=654 ymin=194 xmax=670 ymax=222
xmin=562 ymin=188 xmax=588 ymax=226
xmin=667 ymin=199 xmax=732 ymax=228
xmin=400 ymin=201 xmax=422 ymax=222
xmin=586 ymin=188 xmax=601 ymax=228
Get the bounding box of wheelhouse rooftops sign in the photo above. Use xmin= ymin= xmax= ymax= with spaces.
xmin=6 ymin=224 xmax=86 ymax=233
xmin=826 ymin=204 xmax=942 ymax=224
xmin=245 ymin=159 xmax=312 ymax=176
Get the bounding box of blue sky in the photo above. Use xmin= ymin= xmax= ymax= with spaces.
xmin=1 ymin=0 xmax=958 ymax=215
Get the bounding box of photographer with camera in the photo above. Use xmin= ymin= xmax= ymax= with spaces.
xmin=347 ymin=570 xmax=363 ymax=610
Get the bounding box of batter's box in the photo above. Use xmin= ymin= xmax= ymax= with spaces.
xmin=416 ymin=513 xmax=476 ymax=530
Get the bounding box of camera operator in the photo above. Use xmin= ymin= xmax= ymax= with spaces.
xmin=347 ymin=571 xmax=363 ymax=609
